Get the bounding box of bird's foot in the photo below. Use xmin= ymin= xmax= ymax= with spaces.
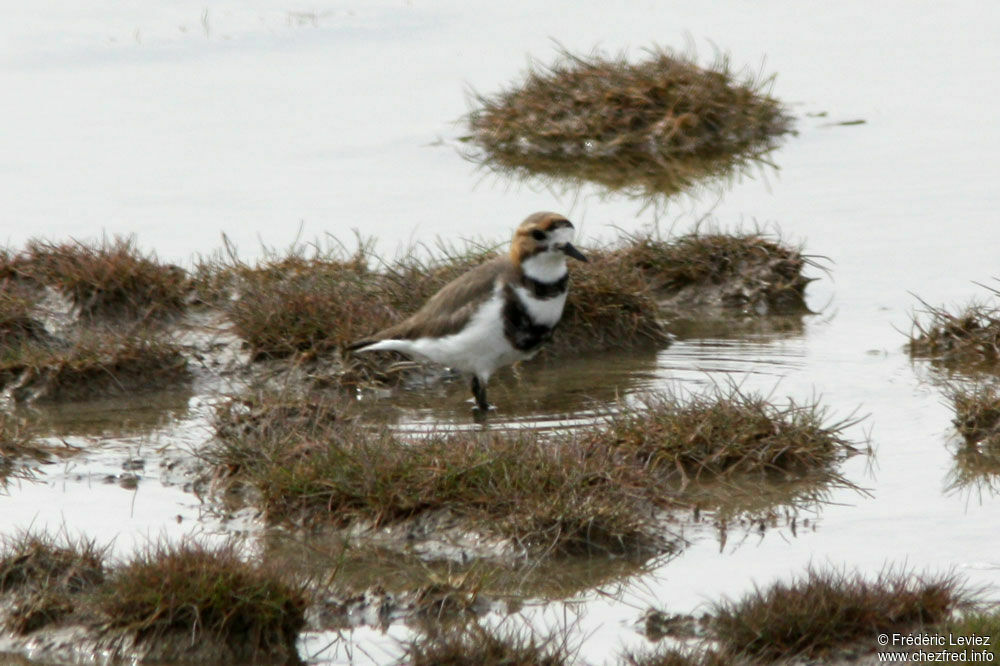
xmin=471 ymin=403 xmax=496 ymax=422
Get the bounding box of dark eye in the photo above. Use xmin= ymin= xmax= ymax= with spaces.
xmin=531 ymin=230 xmax=546 ymax=241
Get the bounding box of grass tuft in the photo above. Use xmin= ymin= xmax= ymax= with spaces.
xmin=0 ymin=288 xmax=48 ymax=350
xmin=220 ymin=249 xmax=397 ymax=360
xmin=712 ymin=566 xmax=973 ymax=660
xmin=554 ymin=246 xmax=671 ymax=351
xmin=401 ymin=622 xmax=569 ymax=666
xmin=466 ymin=46 xmax=793 ymax=200
xmin=949 ymin=381 xmax=1000 ymax=448
xmin=620 ymin=229 xmax=814 ymax=315
xmin=623 ymin=647 xmax=735 ymax=666
xmin=0 ymin=531 xmax=106 ymax=635
xmin=208 ymin=392 xmax=666 ymax=557
xmin=585 ymin=387 xmax=861 ymax=483
xmin=1 ymin=328 xmax=189 ymax=403
xmin=940 ymin=611 xmax=1000 ymax=660
xmin=908 ymin=285 xmax=1000 ymax=369
xmin=97 ymin=540 xmax=307 ymax=657
xmin=22 ymin=236 xmax=189 ymax=321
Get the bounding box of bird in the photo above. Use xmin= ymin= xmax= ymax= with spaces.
xmin=345 ymin=211 xmax=587 ymax=415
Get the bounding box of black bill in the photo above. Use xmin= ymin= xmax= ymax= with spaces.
xmin=562 ymin=242 xmax=588 ymax=262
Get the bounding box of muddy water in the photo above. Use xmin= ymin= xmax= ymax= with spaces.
xmin=4 ymin=1 xmax=1000 ymax=664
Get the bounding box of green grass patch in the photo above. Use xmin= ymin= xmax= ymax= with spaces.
xmin=466 ymin=46 xmax=793 ymax=200
xmin=21 ymin=236 xmax=189 ymax=321
xmin=711 ymin=566 xmax=973 ymax=660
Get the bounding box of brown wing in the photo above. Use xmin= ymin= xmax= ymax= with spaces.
xmin=349 ymin=257 xmax=511 ymax=348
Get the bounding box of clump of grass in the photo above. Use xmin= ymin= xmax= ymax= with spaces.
xmin=401 ymin=623 xmax=569 ymax=666
xmin=944 ymin=382 xmax=1000 ymax=496
xmin=0 ymin=531 xmax=106 ymax=635
xmin=620 ymin=229 xmax=814 ymax=315
xmin=0 ymin=532 xmax=105 ymax=595
xmin=623 ymin=647 xmax=735 ymax=666
xmin=22 ymin=237 xmax=189 ymax=321
xmin=585 ymin=387 xmax=862 ymax=484
xmin=0 ymin=414 xmax=52 ymax=485
xmin=909 ymin=285 xmax=1000 ymax=369
xmin=211 ymin=244 xmax=398 ymax=360
xmin=467 ymin=46 xmax=793 ymax=199
xmin=0 ymin=288 xmax=48 ymax=350
xmin=97 ymin=540 xmax=307 ymax=660
xmin=712 ymin=566 xmax=973 ymax=660
xmin=208 ymin=392 xmax=667 ymax=557
xmin=1 ymin=329 xmax=188 ymax=403
xmin=949 ymin=382 xmax=1000 ymax=448
xmin=940 ymin=611 xmax=1000 ymax=660
xmin=554 ymin=247 xmax=671 ymax=351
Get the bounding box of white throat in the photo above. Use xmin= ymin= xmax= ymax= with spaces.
xmin=520 ymin=251 xmax=568 ymax=283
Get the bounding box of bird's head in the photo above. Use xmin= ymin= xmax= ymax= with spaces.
xmin=510 ymin=212 xmax=588 ymax=268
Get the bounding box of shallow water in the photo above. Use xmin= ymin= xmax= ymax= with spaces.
xmin=3 ymin=1 xmax=1000 ymax=663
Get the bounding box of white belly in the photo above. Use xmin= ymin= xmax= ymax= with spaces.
xmin=368 ymin=293 xmax=527 ymax=381
xmin=512 ymin=286 xmax=567 ymax=327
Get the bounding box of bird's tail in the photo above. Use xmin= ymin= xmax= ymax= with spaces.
xmin=343 ymin=338 xmax=376 ymax=353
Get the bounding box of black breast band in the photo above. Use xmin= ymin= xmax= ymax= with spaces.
xmin=501 ymin=285 xmax=555 ymax=351
xmin=520 ymin=273 xmax=568 ymax=299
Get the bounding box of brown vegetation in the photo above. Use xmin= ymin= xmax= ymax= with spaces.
xmin=711 ymin=566 xmax=972 ymax=660
xmin=584 ymin=387 xmax=862 ymax=484
xmin=401 ymin=623 xmax=569 ymax=666
xmin=0 ymin=532 xmax=306 ymax=663
xmin=207 ymin=384 xmax=863 ymax=560
xmin=950 ymin=382 xmax=1000 ymax=448
xmin=621 ymin=229 xmax=815 ymax=316
xmin=0 ymin=532 xmax=106 ymax=635
xmin=208 ymin=391 xmax=667 ymax=557
xmin=909 ymin=285 xmax=1000 ymax=369
xmin=467 ymin=46 xmax=793 ymax=199
xmin=98 ymin=541 xmax=307 ymax=661
xmin=21 ymin=237 xmax=189 ymax=321
xmin=1 ymin=329 xmax=188 ymax=403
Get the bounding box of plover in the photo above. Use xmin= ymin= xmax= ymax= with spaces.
xmin=346 ymin=211 xmax=587 ymax=413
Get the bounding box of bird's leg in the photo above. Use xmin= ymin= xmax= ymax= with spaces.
xmin=470 ymin=376 xmax=493 ymax=414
